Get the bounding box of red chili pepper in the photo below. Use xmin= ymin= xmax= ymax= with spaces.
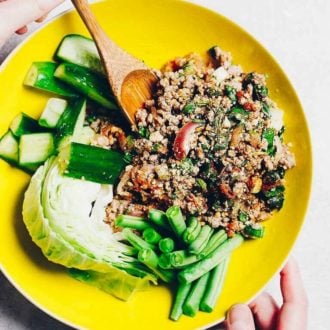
xmin=243 ymin=102 xmax=255 ymax=111
xmin=236 ymin=90 xmax=244 ymax=98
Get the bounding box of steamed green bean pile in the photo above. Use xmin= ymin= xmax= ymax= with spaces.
xmin=115 ymin=206 xmax=243 ymax=321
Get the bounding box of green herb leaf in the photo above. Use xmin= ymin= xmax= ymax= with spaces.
xmin=229 ymin=107 xmax=249 ymax=122
xmin=196 ymin=178 xmax=207 ymax=192
xmin=225 ymin=86 xmax=237 ymax=103
xmin=262 ymin=128 xmax=276 ymax=155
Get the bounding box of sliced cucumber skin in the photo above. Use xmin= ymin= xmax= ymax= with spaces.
xmin=39 ymin=98 xmax=68 ymax=128
xmin=54 ymin=63 xmax=118 ymax=110
xmin=54 ymin=34 xmax=104 ymax=75
xmin=19 ymin=133 xmax=54 ymax=167
xmin=55 ymin=98 xmax=86 ymax=150
xmin=0 ymin=130 xmax=19 ymax=164
xmin=10 ymin=113 xmax=41 ymax=137
xmin=24 ymin=62 xmax=79 ymax=98
xmin=61 ymin=142 xmax=126 ymax=184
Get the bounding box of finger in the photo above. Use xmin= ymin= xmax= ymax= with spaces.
xmin=0 ymin=0 xmax=64 ymax=45
xmin=249 ymin=292 xmax=280 ymax=330
xmin=226 ymin=304 xmax=255 ymax=330
xmin=277 ymin=258 xmax=308 ymax=330
xmin=35 ymin=14 xmax=48 ymax=23
xmin=15 ymin=26 xmax=28 ymax=35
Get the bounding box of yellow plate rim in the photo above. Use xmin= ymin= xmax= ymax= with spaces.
xmin=0 ymin=1 xmax=313 ymax=329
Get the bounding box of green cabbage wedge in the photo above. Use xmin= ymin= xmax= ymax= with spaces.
xmin=22 ymin=157 xmax=156 ymax=301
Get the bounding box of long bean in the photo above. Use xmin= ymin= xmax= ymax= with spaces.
xmin=122 ymin=228 xmax=155 ymax=251
xmin=148 ymin=209 xmax=170 ymax=230
xmin=170 ymin=282 xmax=192 ymax=321
xmin=138 ymin=248 xmax=175 ymax=283
xmin=178 ymin=235 xmax=243 ymax=284
xmin=143 ymin=228 xmax=162 ymax=244
xmin=199 ymin=229 xmax=227 ymax=259
xmin=138 ymin=248 xmax=159 ymax=268
xmin=169 ymin=250 xmax=199 ymax=268
xmin=200 ymin=256 xmax=230 ymax=312
xmin=158 ymin=253 xmax=172 ymax=269
xmin=182 ymin=217 xmax=201 ymax=244
xmin=188 ymin=225 xmax=213 ymax=255
xmin=159 ymin=237 xmax=175 ymax=253
xmin=182 ymin=272 xmax=210 ymax=317
xmin=166 ymin=206 xmax=187 ymax=237
xmin=115 ymin=214 xmax=151 ymax=231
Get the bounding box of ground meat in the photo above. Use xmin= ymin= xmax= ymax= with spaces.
xmin=102 ymin=46 xmax=295 ymax=235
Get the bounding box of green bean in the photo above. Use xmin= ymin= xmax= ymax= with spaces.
xmin=159 ymin=237 xmax=175 ymax=253
xmin=166 ymin=206 xmax=187 ymax=237
xmin=200 ymin=256 xmax=230 ymax=312
xmin=178 ymin=235 xmax=243 ymax=284
xmin=182 ymin=217 xmax=201 ymax=244
xmin=122 ymin=228 xmax=155 ymax=251
xmin=114 ymin=214 xmax=151 ymax=231
xmin=169 ymin=250 xmax=199 ymax=268
xmin=143 ymin=228 xmax=162 ymax=244
xmin=199 ymin=229 xmax=227 ymax=259
xmin=148 ymin=209 xmax=170 ymax=230
xmin=138 ymin=248 xmax=159 ymax=268
xmin=170 ymin=282 xmax=192 ymax=321
xmin=158 ymin=253 xmax=172 ymax=269
xmin=138 ymin=248 xmax=174 ymax=283
xmin=182 ymin=272 xmax=210 ymax=317
xmin=188 ymin=225 xmax=213 ymax=255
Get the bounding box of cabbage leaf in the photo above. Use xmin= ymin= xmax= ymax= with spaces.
xmin=22 ymin=157 xmax=156 ymax=301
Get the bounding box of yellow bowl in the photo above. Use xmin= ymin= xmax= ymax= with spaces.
xmin=0 ymin=0 xmax=312 ymax=329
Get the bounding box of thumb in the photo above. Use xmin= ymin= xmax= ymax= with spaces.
xmin=0 ymin=0 xmax=64 ymax=45
xmin=226 ymin=304 xmax=255 ymax=330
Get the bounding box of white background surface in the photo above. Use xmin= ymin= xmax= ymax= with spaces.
xmin=0 ymin=0 xmax=329 ymax=329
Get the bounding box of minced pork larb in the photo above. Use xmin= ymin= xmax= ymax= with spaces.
xmin=89 ymin=46 xmax=295 ymax=238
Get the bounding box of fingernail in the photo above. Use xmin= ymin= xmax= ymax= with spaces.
xmin=227 ymin=304 xmax=253 ymax=330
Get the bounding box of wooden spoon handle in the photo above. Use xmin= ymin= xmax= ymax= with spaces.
xmin=71 ymin=0 xmax=115 ymax=51
xmin=71 ymin=0 xmax=133 ymax=94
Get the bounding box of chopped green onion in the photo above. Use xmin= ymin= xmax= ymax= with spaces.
xmin=138 ymin=127 xmax=149 ymax=139
xmin=243 ymin=225 xmax=265 ymax=238
xmin=182 ymin=103 xmax=196 ymax=114
xmin=238 ymin=211 xmax=249 ymax=223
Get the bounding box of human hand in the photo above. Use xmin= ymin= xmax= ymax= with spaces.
xmin=225 ymin=258 xmax=308 ymax=330
xmin=0 ymin=0 xmax=64 ymax=47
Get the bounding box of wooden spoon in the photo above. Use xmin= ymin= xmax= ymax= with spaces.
xmin=71 ymin=0 xmax=157 ymax=125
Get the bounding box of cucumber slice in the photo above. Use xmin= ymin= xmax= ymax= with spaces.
xmin=19 ymin=133 xmax=54 ymax=169
xmin=60 ymin=142 xmax=126 ymax=184
xmin=55 ymin=98 xmax=86 ymax=150
xmin=39 ymin=98 xmax=68 ymax=128
xmin=24 ymin=62 xmax=79 ymax=98
xmin=54 ymin=63 xmax=118 ymax=110
xmin=0 ymin=130 xmax=19 ymax=164
xmin=10 ymin=112 xmax=41 ymax=137
xmin=55 ymin=34 xmax=104 ymax=75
